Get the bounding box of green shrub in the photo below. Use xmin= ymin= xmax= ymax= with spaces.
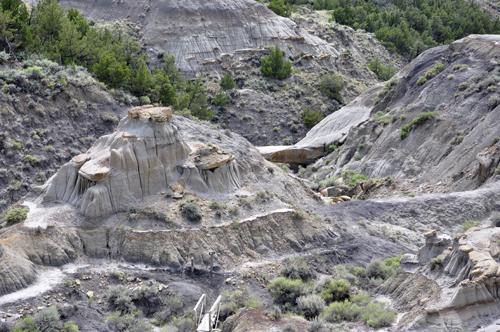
xmin=456 ymin=136 xmax=464 ymax=144
xmin=102 ymin=114 xmax=119 ymax=124
xmin=181 ymin=201 xmax=203 ymax=221
xmin=213 ymin=91 xmax=229 ymax=106
xmin=384 ymin=253 xmax=402 ymax=269
xmin=319 ymin=73 xmax=344 ymax=102
xmin=354 ymin=154 xmax=364 ymax=161
xmin=416 ymin=76 xmax=427 ymax=86
xmin=375 ymin=78 xmax=398 ymax=102
xmin=139 ymin=96 xmax=151 ymax=105
xmin=283 ymin=324 xmax=297 ymax=332
xmin=12 ymin=141 xmax=21 ymax=148
xmin=297 ymin=294 xmax=325 ymax=320
xmin=430 ymin=256 xmax=442 ymax=269
xmin=365 ymin=259 xmax=395 ymax=280
xmin=327 ymin=144 xmax=337 ymax=154
xmin=400 ymin=110 xmax=439 ymax=139
xmin=61 ymin=321 xmax=80 ymax=332
xmin=434 ymin=62 xmax=445 ymax=73
xmin=108 ymin=286 xmax=136 ymax=313
xmin=11 ymin=317 xmax=38 ymax=332
xmin=493 ymin=136 xmax=499 ymax=145
xmin=191 ymin=108 xmax=214 ymax=121
xmin=268 ymin=277 xmax=308 ymax=306
xmin=228 ymin=206 xmax=239 ymax=215
xmin=302 ymin=108 xmax=323 ymax=128
xmin=23 ymin=155 xmax=38 ymax=166
xmin=321 ymin=300 xmax=363 ymax=322
xmin=462 ymin=220 xmax=480 ymax=231
xmin=447 ymin=74 xmax=455 ymax=80
xmin=5 ymin=208 xmax=28 ymax=223
xmin=220 ymin=287 xmax=260 ymax=318
xmin=346 ymin=173 xmax=368 ymax=186
xmin=34 ymin=306 xmax=63 ymax=331
xmin=209 ymin=200 xmax=226 ymax=215
xmin=265 ymin=306 xmax=282 ymax=321
xmin=267 ymin=0 xmax=291 ymax=17
xmin=306 ymin=317 xmax=328 ymax=332
xmin=361 ymin=302 xmax=397 ymax=328
xmin=281 ymin=257 xmax=315 ymax=281
xmin=368 ymin=57 xmax=396 ymax=81
xmin=220 ymin=74 xmax=236 ymax=90
xmin=376 ymin=115 xmax=393 ymax=125
xmin=459 ymin=82 xmax=468 ymax=90
xmin=319 ymin=279 xmax=350 ymax=303
xmin=105 ymin=311 xmax=152 ymax=332
xmin=453 ymin=64 xmax=468 ymax=72
xmin=261 ymin=44 xmax=292 ymax=79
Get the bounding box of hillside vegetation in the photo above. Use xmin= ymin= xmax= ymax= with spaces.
xmin=267 ymin=0 xmax=500 ymax=59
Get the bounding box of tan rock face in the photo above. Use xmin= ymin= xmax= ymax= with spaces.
xmin=424 ymin=230 xmax=437 ymax=238
xmin=71 ymin=154 xmax=91 ymax=169
xmin=256 ymin=145 xmax=323 ymax=165
xmin=459 ymin=244 xmax=473 ymax=253
xmin=79 ymin=158 xmax=110 ymax=182
xmin=127 ymin=105 xmax=172 ymax=123
xmin=185 ymin=142 xmax=235 ymax=170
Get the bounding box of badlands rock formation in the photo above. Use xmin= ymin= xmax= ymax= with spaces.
xmin=57 ymin=0 xmax=378 ymax=81
xmin=35 ymin=106 xmax=244 ymax=218
xmin=378 ymin=215 xmax=500 ymax=331
xmin=272 ymin=35 xmax=500 ymax=192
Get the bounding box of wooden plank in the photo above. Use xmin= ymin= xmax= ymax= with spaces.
xmin=197 ymin=313 xmax=211 ymax=332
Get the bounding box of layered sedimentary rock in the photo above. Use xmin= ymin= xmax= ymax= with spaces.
xmin=36 ymin=106 xmax=241 ymax=217
xmin=0 ymin=244 xmax=37 ymax=296
xmin=378 ymin=221 xmax=500 ymax=331
xmin=282 ymin=35 xmax=500 ymax=191
xmin=57 ymin=0 xmax=343 ymax=78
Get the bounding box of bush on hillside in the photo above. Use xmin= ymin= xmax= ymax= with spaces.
xmin=5 ymin=207 xmax=28 ymax=223
xmin=261 ymin=44 xmax=292 ymax=79
xmin=220 ymin=74 xmax=236 ymax=90
xmin=302 ymin=108 xmax=323 ymax=128
xmin=319 ymin=73 xmax=344 ymax=102
xmin=181 ymin=201 xmax=203 ymax=221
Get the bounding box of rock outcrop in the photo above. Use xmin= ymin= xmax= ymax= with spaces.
xmin=378 ymin=219 xmax=500 ymax=331
xmin=0 ymin=245 xmax=37 ymax=296
xmin=35 ymin=106 xmax=244 ymax=217
xmin=292 ymin=35 xmax=500 ymax=192
xmin=58 ymin=0 xmax=343 ymax=78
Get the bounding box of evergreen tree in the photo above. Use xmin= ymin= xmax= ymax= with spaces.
xmin=130 ymin=62 xmax=152 ymax=96
xmin=220 ymin=73 xmax=236 ymax=90
xmin=268 ymin=0 xmax=291 ymax=17
xmin=260 ymin=44 xmax=292 ymax=80
xmin=319 ymin=73 xmax=344 ymax=102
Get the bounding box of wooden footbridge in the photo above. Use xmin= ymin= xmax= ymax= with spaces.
xmin=194 ymin=294 xmax=222 ymax=332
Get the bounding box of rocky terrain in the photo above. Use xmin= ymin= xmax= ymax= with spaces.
xmin=1 ymin=1 xmax=500 ymax=332
xmin=53 ymin=0 xmax=406 ymax=147
xmin=0 ymin=59 xmax=129 ymax=214
xmin=268 ymin=35 xmax=500 ymax=199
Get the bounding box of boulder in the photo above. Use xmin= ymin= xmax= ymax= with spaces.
xmin=323 ymin=185 xmax=349 ymax=197
xmin=256 ymin=145 xmax=323 ymax=165
xmin=459 ymin=245 xmax=473 ymax=253
xmin=424 ymin=230 xmax=437 ymax=238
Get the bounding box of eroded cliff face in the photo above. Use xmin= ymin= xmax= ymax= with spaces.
xmin=289 ymin=35 xmax=500 ymax=193
xmin=378 ymin=217 xmax=500 ymax=331
xmin=0 ymin=106 xmax=331 ymax=296
xmin=35 ymin=106 xmax=250 ymax=217
xmin=57 ymin=0 xmax=388 ymax=85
